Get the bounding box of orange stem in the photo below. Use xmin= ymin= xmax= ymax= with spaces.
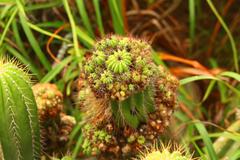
xmin=46 ymin=23 xmax=69 ymax=63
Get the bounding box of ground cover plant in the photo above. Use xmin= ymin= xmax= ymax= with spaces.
xmin=0 ymin=0 xmax=240 ymax=160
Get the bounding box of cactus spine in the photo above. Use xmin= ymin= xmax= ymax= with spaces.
xmin=0 ymin=58 xmax=41 ymax=160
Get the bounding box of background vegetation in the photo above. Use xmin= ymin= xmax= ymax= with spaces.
xmin=0 ymin=0 xmax=240 ymax=159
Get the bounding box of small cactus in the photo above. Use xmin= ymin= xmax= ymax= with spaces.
xmin=136 ymin=143 xmax=194 ymax=160
xmin=0 ymin=58 xmax=41 ymax=160
xmin=32 ymin=83 xmax=76 ymax=156
xmin=32 ymin=83 xmax=63 ymax=120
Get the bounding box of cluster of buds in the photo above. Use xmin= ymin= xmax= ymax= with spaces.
xmin=32 ymin=83 xmax=63 ymax=120
xmin=32 ymin=83 xmax=76 ymax=155
xmin=84 ymin=35 xmax=157 ymax=101
xmin=78 ymin=35 xmax=179 ymax=159
xmin=80 ymin=103 xmax=176 ymax=159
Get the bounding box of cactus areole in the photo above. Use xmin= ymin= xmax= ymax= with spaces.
xmin=0 ymin=58 xmax=41 ymax=160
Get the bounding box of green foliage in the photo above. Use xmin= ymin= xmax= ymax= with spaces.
xmin=1 ymin=0 xmax=240 ymax=159
xmin=0 ymin=58 xmax=41 ymax=160
xmin=81 ymin=124 xmax=111 ymax=156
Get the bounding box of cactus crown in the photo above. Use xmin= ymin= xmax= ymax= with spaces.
xmin=137 ymin=143 xmax=193 ymax=160
xmin=84 ymin=35 xmax=157 ymax=101
xmin=0 ymin=58 xmax=41 ymax=160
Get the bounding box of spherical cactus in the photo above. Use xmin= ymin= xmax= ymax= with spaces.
xmin=78 ymin=35 xmax=179 ymax=159
xmin=136 ymin=143 xmax=194 ymax=160
xmin=0 ymin=58 xmax=41 ymax=160
xmin=32 ymin=83 xmax=63 ymax=120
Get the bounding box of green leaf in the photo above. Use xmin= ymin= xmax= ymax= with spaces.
xmin=76 ymin=26 xmax=95 ymax=49
xmin=108 ymin=0 xmax=124 ymax=35
xmin=27 ymin=22 xmax=70 ymax=43
xmin=201 ymin=80 xmax=216 ymax=102
xmin=194 ymin=121 xmax=218 ymax=160
xmin=17 ymin=8 xmax=51 ymax=71
xmin=219 ymin=71 xmax=240 ymax=81
xmin=229 ymin=149 xmax=240 ymax=160
xmin=62 ymin=0 xmax=81 ymax=58
xmin=76 ymin=0 xmax=95 ymax=38
xmin=206 ymin=0 xmax=239 ymax=72
xmin=189 ymin=0 xmax=196 ymax=50
xmin=0 ymin=7 xmax=17 ymax=47
xmin=72 ymin=134 xmax=83 ymax=159
xmin=93 ymin=0 xmax=104 ymax=37
xmin=40 ymin=56 xmax=72 ymax=83
xmin=180 ymin=75 xmax=218 ymax=85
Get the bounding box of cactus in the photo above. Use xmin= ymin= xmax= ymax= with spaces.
xmin=32 ymin=83 xmax=63 ymax=121
xmin=0 ymin=58 xmax=41 ymax=160
xmin=77 ymin=35 xmax=179 ymax=159
xmin=83 ymin=35 xmax=178 ymax=129
xmin=32 ymin=83 xmax=76 ymax=156
xmin=136 ymin=143 xmax=194 ymax=160
xmin=82 ymin=35 xmax=178 ymax=128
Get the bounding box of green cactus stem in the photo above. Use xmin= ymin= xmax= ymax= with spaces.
xmin=111 ymin=87 xmax=155 ymax=128
xmin=0 ymin=58 xmax=41 ymax=160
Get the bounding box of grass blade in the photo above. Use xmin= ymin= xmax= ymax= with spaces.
xmin=206 ymin=0 xmax=239 ymax=72
xmin=194 ymin=121 xmax=218 ymax=160
xmin=16 ymin=0 xmax=51 ymax=71
xmin=180 ymin=75 xmax=218 ymax=85
xmin=189 ymin=0 xmax=195 ymax=50
xmin=18 ymin=13 xmax=51 ymax=71
xmin=27 ymin=22 xmax=70 ymax=42
xmin=76 ymin=26 xmax=95 ymax=48
xmin=0 ymin=8 xmax=17 ymax=47
xmin=229 ymin=150 xmax=240 ymax=160
xmin=93 ymin=0 xmax=104 ymax=37
xmin=25 ymin=0 xmax=62 ymax=11
xmin=76 ymin=0 xmax=95 ymax=38
xmin=62 ymin=0 xmax=81 ymax=58
xmin=11 ymin=19 xmax=29 ymax=59
xmin=108 ymin=0 xmax=124 ymax=35
xmin=201 ymin=80 xmax=216 ymax=102
xmin=72 ymin=134 xmax=83 ymax=158
xmin=219 ymin=71 xmax=240 ymax=81
xmin=40 ymin=56 xmax=72 ymax=83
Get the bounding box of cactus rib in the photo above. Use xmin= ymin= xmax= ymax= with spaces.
xmin=0 ymin=58 xmax=41 ymax=160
